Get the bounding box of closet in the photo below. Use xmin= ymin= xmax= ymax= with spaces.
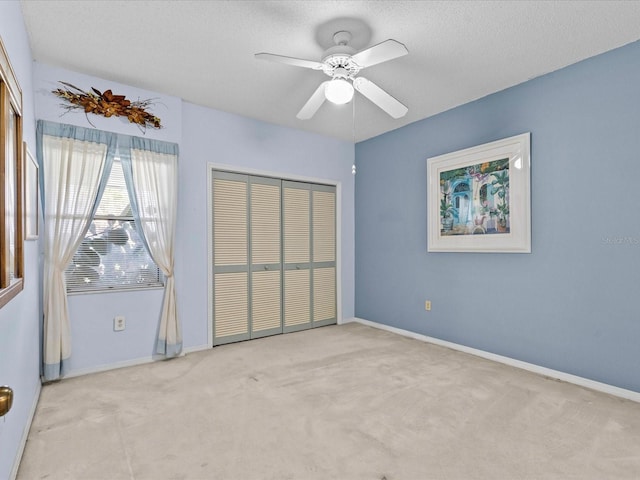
xmin=211 ymin=170 xmax=336 ymax=346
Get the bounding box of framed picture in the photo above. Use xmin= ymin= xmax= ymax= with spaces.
xmin=427 ymin=133 xmax=531 ymax=253
xmin=24 ymin=143 xmax=39 ymax=240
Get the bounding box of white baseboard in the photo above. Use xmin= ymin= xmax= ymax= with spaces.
xmin=10 ymin=381 xmax=41 ymax=480
xmin=183 ymin=344 xmax=211 ymax=354
xmin=63 ymin=356 xmax=156 ymax=379
xmin=60 ymin=344 xmax=212 ymax=380
xmin=344 ymin=317 xmax=640 ymax=403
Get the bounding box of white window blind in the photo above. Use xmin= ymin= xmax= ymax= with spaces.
xmin=65 ymin=159 xmax=163 ymax=293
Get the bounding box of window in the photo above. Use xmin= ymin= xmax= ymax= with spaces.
xmin=0 ymin=37 xmax=23 ymax=308
xmin=65 ymin=159 xmax=163 ymax=293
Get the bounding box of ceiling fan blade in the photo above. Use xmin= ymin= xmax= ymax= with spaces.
xmin=255 ymin=53 xmax=325 ymax=70
xmin=351 ymin=39 xmax=408 ymax=68
xmin=297 ymin=81 xmax=329 ymax=120
xmin=353 ymin=77 xmax=408 ymax=119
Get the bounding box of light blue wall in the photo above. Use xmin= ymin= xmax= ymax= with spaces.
xmin=10 ymin=2 xmax=636 ymax=474
xmin=32 ymin=64 xmax=355 ymax=372
xmin=355 ymin=39 xmax=640 ymax=393
xmin=33 ymin=63 xmax=182 ymax=373
xmin=178 ymin=102 xmax=355 ymax=349
xmin=33 ymin=63 xmax=183 ymax=144
xmin=0 ymin=2 xmax=41 ymax=478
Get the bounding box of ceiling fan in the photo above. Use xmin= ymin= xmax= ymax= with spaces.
xmin=255 ymin=31 xmax=409 ymax=120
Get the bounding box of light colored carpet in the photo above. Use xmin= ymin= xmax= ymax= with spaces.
xmin=18 ymin=322 xmax=640 ymax=480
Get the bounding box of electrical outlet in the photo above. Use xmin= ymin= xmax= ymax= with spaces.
xmin=425 ymin=300 xmax=432 ymax=311
xmin=114 ymin=316 xmax=126 ymax=331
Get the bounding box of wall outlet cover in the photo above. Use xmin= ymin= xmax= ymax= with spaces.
xmin=114 ymin=316 xmax=126 ymax=331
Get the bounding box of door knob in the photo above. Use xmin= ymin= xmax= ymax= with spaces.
xmin=0 ymin=386 xmax=13 ymax=417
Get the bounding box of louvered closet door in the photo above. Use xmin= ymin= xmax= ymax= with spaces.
xmin=250 ymin=176 xmax=282 ymax=339
xmin=283 ymin=181 xmax=312 ymax=333
xmin=213 ymin=172 xmax=336 ymax=345
xmin=213 ymin=171 xmax=250 ymax=345
xmin=312 ymin=185 xmax=337 ymax=327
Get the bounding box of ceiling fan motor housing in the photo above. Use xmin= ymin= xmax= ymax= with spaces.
xmin=323 ymin=57 xmax=360 ymax=79
xmin=321 ymin=31 xmax=361 ymax=79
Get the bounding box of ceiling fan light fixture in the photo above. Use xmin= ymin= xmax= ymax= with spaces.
xmin=257 ymin=32 xmax=408 ymax=119
xmin=324 ymin=78 xmax=354 ymax=105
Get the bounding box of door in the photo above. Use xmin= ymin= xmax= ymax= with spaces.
xmin=282 ymin=181 xmax=311 ymax=332
xmin=212 ymin=171 xmax=336 ymax=345
xmin=282 ymin=181 xmax=336 ymax=332
xmin=249 ymin=176 xmax=282 ymax=339
xmin=212 ymin=171 xmax=250 ymax=345
xmin=312 ymin=185 xmax=337 ymax=327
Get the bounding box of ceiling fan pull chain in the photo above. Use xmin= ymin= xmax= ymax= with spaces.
xmin=352 ymin=95 xmax=357 ymax=175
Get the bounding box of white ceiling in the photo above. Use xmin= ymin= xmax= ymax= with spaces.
xmin=20 ymin=0 xmax=640 ymax=142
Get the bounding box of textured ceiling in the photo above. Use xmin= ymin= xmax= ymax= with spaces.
xmin=20 ymin=0 xmax=640 ymax=142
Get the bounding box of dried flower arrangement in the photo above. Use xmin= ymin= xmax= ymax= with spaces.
xmin=52 ymin=81 xmax=162 ymax=130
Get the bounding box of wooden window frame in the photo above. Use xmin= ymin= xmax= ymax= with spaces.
xmin=0 ymin=36 xmax=24 ymax=308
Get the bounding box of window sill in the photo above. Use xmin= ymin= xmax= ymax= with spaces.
xmin=67 ymin=284 xmax=165 ymax=296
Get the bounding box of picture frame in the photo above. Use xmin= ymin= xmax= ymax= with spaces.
xmin=427 ymin=133 xmax=531 ymax=253
xmin=24 ymin=143 xmax=39 ymax=240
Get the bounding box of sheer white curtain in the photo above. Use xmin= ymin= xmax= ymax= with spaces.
xmin=124 ymin=141 xmax=181 ymax=357
xmin=37 ymin=121 xmax=114 ymax=381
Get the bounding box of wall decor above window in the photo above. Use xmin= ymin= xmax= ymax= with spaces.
xmin=52 ymin=81 xmax=162 ymax=131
